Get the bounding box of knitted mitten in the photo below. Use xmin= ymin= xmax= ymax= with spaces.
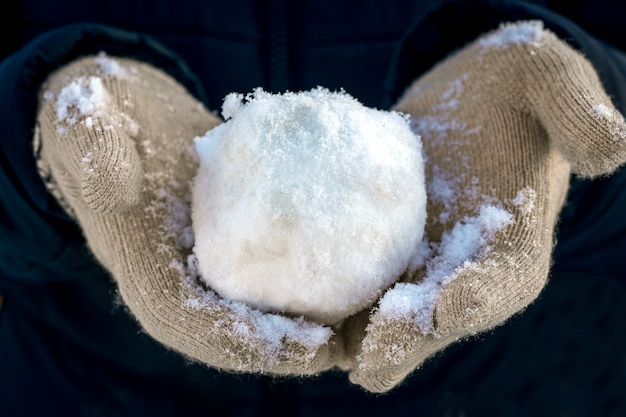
xmin=35 ymin=55 xmax=338 ymax=375
xmin=342 ymin=21 xmax=626 ymax=392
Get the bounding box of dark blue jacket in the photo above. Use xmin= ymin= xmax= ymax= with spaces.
xmin=2 ymin=1 xmax=626 ymax=416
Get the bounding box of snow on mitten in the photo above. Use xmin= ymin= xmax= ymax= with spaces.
xmin=342 ymin=21 xmax=626 ymax=392
xmin=35 ymin=55 xmax=338 ymax=375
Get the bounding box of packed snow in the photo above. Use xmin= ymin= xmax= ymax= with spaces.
xmin=56 ymin=76 xmax=109 ymax=125
xmin=191 ymin=87 xmax=427 ymax=325
xmin=376 ymin=204 xmax=513 ymax=333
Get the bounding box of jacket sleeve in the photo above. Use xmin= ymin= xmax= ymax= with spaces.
xmin=0 ymin=23 xmax=208 ymax=286
xmin=384 ymin=0 xmax=626 ymax=281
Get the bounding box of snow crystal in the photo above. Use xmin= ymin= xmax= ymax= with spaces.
xmin=192 ymin=87 xmax=427 ymax=325
xmin=512 ymin=187 xmax=537 ymax=215
xmin=185 ymin=283 xmax=333 ymax=366
xmin=148 ymin=187 xmax=195 ymax=253
xmin=95 ymin=52 xmax=128 ymax=78
xmin=56 ymin=76 xmax=109 ymax=125
xmin=589 ymin=103 xmax=626 ymax=140
xmin=435 ymin=73 xmax=469 ymax=111
xmin=377 ymin=204 xmax=513 ymax=333
xmin=81 ymin=151 xmax=93 ymax=164
xmin=221 ymin=92 xmax=245 ymax=120
xmin=376 ymin=282 xmax=440 ymax=332
xmin=479 ymin=20 xmax=545 ymax=50
xmin=177 ymin=226 xmax=195 ymax=250
xmin=411 ymin=115 xmax=470 ymax=147
xmin=590 ymin=103 xmax=613 ymax=118
xmin=80 ymin=151 xmax=95 ymax=172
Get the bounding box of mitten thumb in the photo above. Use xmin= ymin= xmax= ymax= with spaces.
xmin=516 ymin=23 xmax=626 ymax=177
xmin=76 ymin=118 xmax=142 ymax=213
xmin=37 ymin=63 xmax=143 ymax=214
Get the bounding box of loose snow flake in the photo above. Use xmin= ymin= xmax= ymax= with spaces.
xmin=590 ymin=104 xmax=626 ymax=140
xmin=512 ymin=187 xmax=537 ymax=215
xmin=479 ymin=20 xmax=546 ymax=50
xmin=95 ymin=52 xmax=128 ymax=78
xmin=590 ymin=103 xmax=613 ymax=118
xmin=435 ymin=73 xmax=469 ymax=111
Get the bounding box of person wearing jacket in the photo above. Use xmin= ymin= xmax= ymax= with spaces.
xmin=2 ymin=1 xmax=626 ymax=416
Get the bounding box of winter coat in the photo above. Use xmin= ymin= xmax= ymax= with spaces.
xmin=1 ymin=0 xmax=626 ymax=416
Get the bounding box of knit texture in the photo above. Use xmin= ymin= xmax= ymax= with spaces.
xmin=35 ymin=56 xmax=338 ymax=376
xmin=343 ymin=21 xmax=626 ymax=393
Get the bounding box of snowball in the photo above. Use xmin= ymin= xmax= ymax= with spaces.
xmin=191 ymin=87 xmax=427 ymax=325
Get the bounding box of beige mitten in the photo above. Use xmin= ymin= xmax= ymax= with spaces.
xmin=343 ymin=21 xmax=626 ymax=392
xmin=35 ymin=55 xmax=338 ymax=375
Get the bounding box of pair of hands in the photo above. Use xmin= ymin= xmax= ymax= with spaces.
xmin=35 ymin=21 xmax=626 ymax=393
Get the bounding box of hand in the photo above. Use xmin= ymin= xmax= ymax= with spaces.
xmin=342 ymin=21 xmax=626 ymax=392
xmin=35 ymin=55 xmax=338 ymax=375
